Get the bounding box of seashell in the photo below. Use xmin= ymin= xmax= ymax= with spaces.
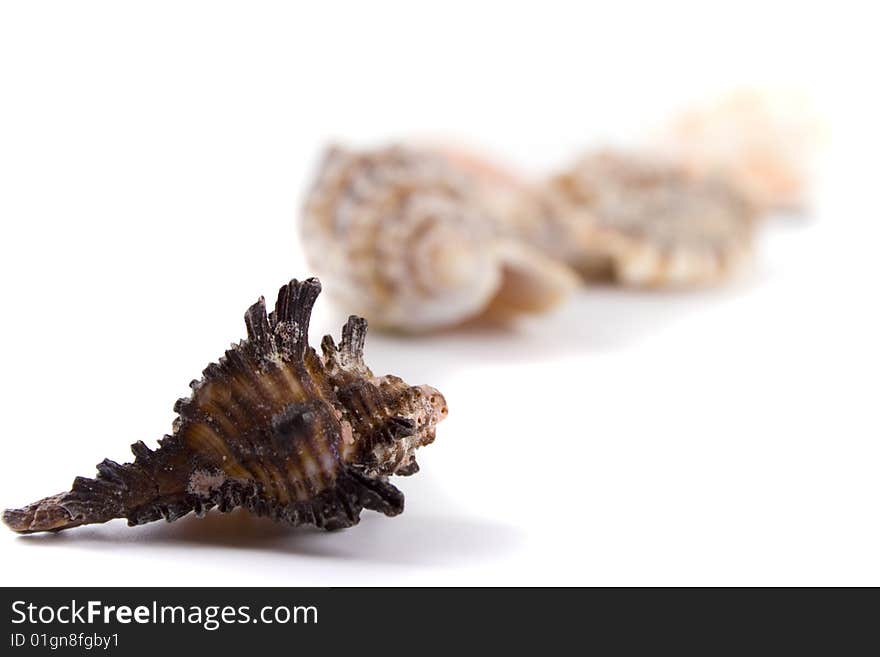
xmin=540 ymin=149 xmax=758 ymax=287
xmin=428 ymin=144 xmax=585 ymax=269
xmin=3 ymin=278 xmax=447 ymax=534
xmin=300 ymin=145 xmax=578 ymax=332
xmin=650 ymin=90 xmax=823 ymax=212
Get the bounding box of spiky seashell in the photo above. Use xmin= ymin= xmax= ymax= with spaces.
xmin=3 ymin=278 xmax=447 ymax=534
xmin=541 ymin=149 xmax=757 ymax=287
xmin=651 ymin=90 xmax=823 ymax=212
xmin=300 ymin=145 xmax=578 ymax=332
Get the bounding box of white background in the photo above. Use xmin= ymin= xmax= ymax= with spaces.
xmin=1 ymin=1 xmax=878 ymax=586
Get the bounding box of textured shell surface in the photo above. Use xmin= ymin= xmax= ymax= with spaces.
xmin=430 ymin=145 xmax=587 ymax=269
xmin=3 ymin=278 xmax=447 ymax=534
xmin=300 ymin=144 xmax=577 ymax=332
xmin=541 ymin=149 xmax=757 ymax=287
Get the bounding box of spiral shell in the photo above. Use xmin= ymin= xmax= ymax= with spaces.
xmin=4 ymin=278 xmax=447 ymax=534
xmin=301 ymin=145 xmax=578 ymax=332
xmin=541 ymin=149 xmax=757 ymax=287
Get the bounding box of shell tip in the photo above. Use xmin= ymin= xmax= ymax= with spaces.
xmin=3 ymin=494 xmax=81 ymax=534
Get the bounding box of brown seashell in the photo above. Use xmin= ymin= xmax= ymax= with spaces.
xmin=300 ymin=144 xmax=578 ymax=332
xmin=541 ymin=149 xmax=758 ymax=287
xmin=3 ymin=278 xmax=447 ymax=534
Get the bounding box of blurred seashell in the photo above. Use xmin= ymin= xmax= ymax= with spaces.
xmin=541 ymin=149 xmax=757 ymax=287
xmin=650 ymin=90 xmax=823 ymax=212
xmin=301 ymin=145 xmax=578 ymax=332
xmin=431 ymin=144 xmax=586 ymax=266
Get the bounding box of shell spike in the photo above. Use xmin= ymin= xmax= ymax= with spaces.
xmin=340 ymin=315 xmax=367 ymax=365
xmin=243 ymin=295 xmax=272 ymax=355
xmin=271 ymin=278 xmax=321 ymax=359
xmin=321 ymin=315 xmax=370 ymax=374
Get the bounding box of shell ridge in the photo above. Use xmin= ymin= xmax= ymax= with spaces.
xmin=268 ymin=399 xmax=343 ymax=501
xmin=216 ymin=348 xmax=293 ymax=502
